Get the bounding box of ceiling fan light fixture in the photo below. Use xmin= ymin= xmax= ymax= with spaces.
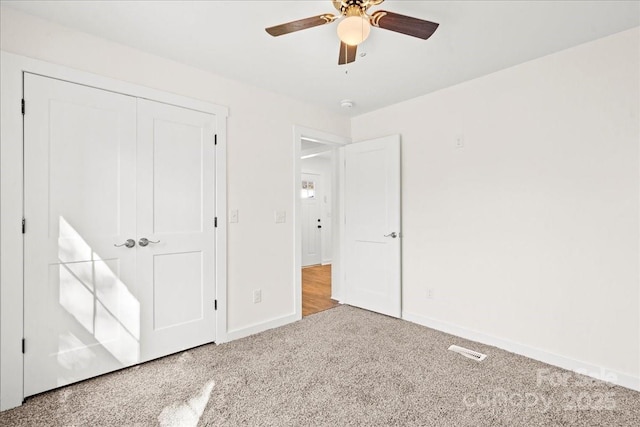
xmin=337 ymin=15 xmax=371 ymax=46
xmin=265 ymin=0 xmax=440 ymax=65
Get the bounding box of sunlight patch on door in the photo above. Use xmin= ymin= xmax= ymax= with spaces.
xmin=57 ymin=332 xmax=96 ymax=371
xmin=57 ymin=216 xmax=140 ymax=366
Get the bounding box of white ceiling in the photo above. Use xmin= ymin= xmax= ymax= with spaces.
xmin=3 ymin=1 xmax=639 ymax=117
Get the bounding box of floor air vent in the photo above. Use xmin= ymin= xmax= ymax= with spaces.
xmin=448 ymin=345 xmax=487 ymax=361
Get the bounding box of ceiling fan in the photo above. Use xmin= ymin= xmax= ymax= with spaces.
xmin=265 ymin=0 xmax=439 ymax=65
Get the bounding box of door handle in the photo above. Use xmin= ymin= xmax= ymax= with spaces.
xmin=138 ymin=237 xmax=160 ymax=247
xmin=384 ymin=232 xmax=398 ymax=238
xmin=317 ymin=225 xmax=322 ymax=229
xmin=114 ymin=239 xmax=136 ymax=248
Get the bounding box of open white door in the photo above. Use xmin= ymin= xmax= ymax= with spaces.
xmin=344 ymin=135 xmax=401 ymax=317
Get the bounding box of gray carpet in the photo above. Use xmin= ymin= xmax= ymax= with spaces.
xmin=1 ymin=305 xmax=639 ymax=426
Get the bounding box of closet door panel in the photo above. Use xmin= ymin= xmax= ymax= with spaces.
xmin=152 ymin=119 xmax=204 ymax=234
xmin=23 ymin=74 xmax=138 ymax=397
xmin=136 ymin=99 xmax=216 ymax=362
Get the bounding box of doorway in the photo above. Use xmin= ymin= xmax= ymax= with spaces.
xmin=301 ymin=148 xmax=335 ymax=316
xmin=294 ymin=127 xmax=348 ymax=319
xmin=294 ymin=128 xmax=402 ymax=320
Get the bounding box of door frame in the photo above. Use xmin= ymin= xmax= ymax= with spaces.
xmin=293 ymin=126 xmax=350 ymax=320
xmin=0 ymin=51 xmax=229 ymax=410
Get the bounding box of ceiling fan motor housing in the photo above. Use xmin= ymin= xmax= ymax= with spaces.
xmin=333 ymin=0 xmax=383 ymax=16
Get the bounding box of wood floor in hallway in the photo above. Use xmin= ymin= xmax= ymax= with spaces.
xmin=302 ymin=264 xmax=339 ymax=317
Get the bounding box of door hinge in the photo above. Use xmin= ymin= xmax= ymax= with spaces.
xmin=22 ymin=218 xmax=26 ymax=234
xmin=214 ymin=300 xmax=217 ymax=310
xmin=214 ymin=134 xmax=217 ymax=146
xmin=21 ymin=99 xmax=25 ymax=115
xmin=214 ymin=217 xmax=218 ymax=228
xmin=22 ymin=338 xmax=25 ymax=354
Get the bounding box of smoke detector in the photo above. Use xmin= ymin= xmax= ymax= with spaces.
xmin=340 ymin=99 xmax=354 ymax=108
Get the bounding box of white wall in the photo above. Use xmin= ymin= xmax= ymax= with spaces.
xmin=352 ymin=27 xmax=640 ymax=388
xmin=0 ymin=5 xmax=350 ymax=401
xmin=302 ymin=154 xmax=333 ymax=264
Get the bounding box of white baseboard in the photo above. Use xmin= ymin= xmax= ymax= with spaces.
xmin=224 ymin=312 xmax=300 ymax=342
xmin=402 ymin=311 xmax=640 ymax=392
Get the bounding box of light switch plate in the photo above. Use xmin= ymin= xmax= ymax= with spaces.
xmin=275 ymin=210 xmax=286 ymax=223
xmin=253 ymin=289 xmax=262 ymax=304
xmin=230 ymin=209 xmax=239 ymax=223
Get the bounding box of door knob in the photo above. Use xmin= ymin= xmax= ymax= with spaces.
xmin=138 ymin=237 xmax=160 ymax=247
xmin=317 ymin=225 xmax=322 ymax=229
xmin=114 ymin=239 xmax=136 ymax=248
xmin=384 ymin=232 xmax=398 ymax=238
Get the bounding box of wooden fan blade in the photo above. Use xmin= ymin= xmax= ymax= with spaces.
xmin=266 ymin=14 xmax=337 ymax=37
xmin=338 ymin=42 xmax=357 ymax=65
xmin=370 ymin=10 xmax=439 ymax=40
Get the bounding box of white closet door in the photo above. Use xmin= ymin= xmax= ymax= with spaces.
xmin=23 ymin=74 xmax=139 ymax=397
xmin=23 ymin=75 xmax=218 ymax=397
xmin=136 ymin=99 xmax=216 ymax=361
